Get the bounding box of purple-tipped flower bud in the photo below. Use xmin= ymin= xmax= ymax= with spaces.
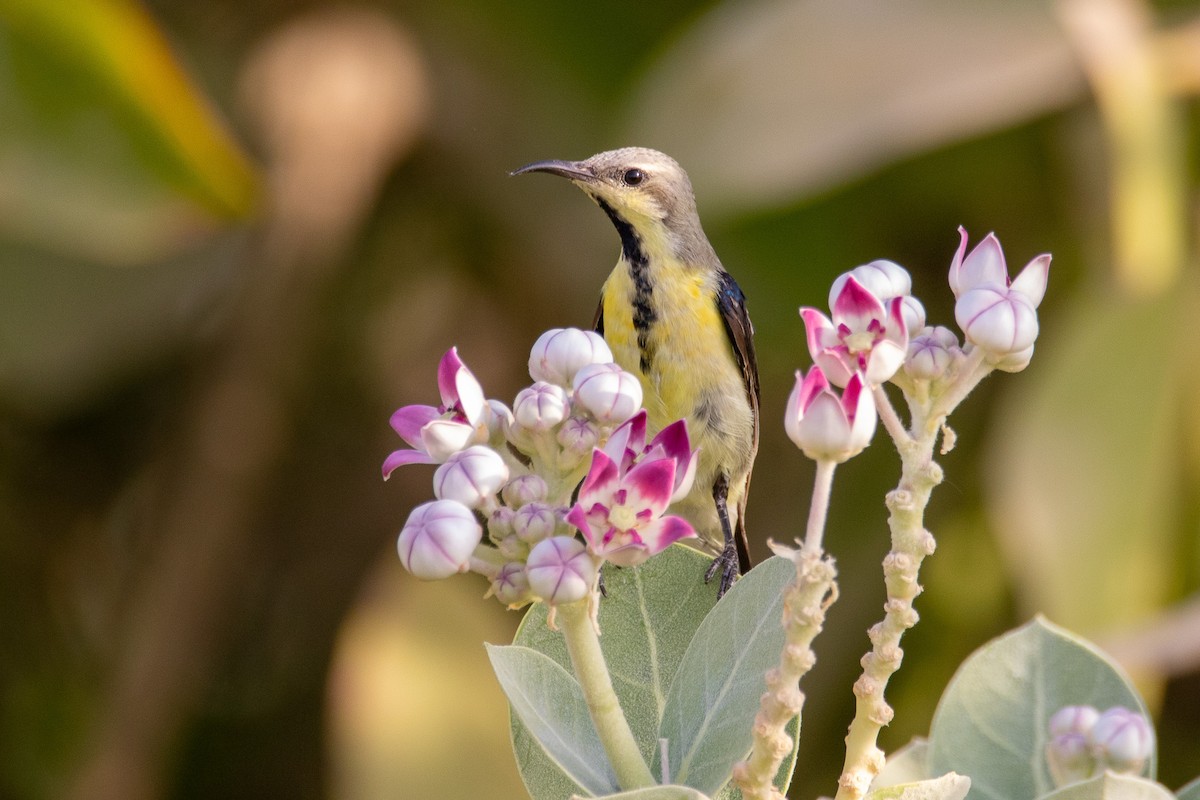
xmin=956 ymin=286 xmax=1039 ymax=356
xmin=529 ymin=328 xmax=614 ymax=387
xmin=1046 ymin=732 xmax=1096 ymax=788
xmin=496 ymin=534 xmax=527 ymax=561
xmin=829 ymin=260 xmax=913 ymax=306
xmin=488 ymin=505 xmax=516 ymax=540
xmin=557 ymin=416 xmax=599 ymax=456
xmin=502 ymin=474 xmax=548 ymax=507
xmin=513 ymin=502 xmax=558 ymax=544
xmin=573 ymin=363 xmax=642 ymax=423
xmin=905 ymin=326 xmax=960 ymax=380
xmin=1089 ymin=707 xmax=1154 ymax=774
xmin=397 ymin=499 xmax=482 ymax=580
xmin=526 ymin=536 xmax=597 ymax=605
xmin=1049 ymin=705 xmax=1101 ymax=738
xmin=433 ymin=445 xmax=510 ymax=508
xmin=491 ymin=562 xmax=533 ymax=608
xmin=513 ymin=381 xmax=570 ymax=431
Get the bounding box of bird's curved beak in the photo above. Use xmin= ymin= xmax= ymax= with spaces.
xmin=510 ymin=159 xmax=594 ymax=181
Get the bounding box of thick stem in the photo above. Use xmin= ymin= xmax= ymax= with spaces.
xmin=557 ymin=600 xmax=656 ymax=791
xmin=734 ymin=549 xmax=838 ymax=800
xmin=834 ymin=425 xmax=944 ymax=800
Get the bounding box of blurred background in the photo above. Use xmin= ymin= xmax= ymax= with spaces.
xmin=2 ymin=0 xmax=1199 ymax=798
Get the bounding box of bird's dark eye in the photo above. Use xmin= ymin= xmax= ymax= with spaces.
xmin=622 ymin=168 xmax=645 ymax=186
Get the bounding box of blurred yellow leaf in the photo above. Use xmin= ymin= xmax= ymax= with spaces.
xmin=0 ymin=0 xmax=258 ymax=260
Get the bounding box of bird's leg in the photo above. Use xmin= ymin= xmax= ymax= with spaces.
xmin=704 ymin=474 xmax=740 ymax=598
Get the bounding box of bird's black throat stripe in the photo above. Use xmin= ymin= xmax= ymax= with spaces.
xmin=596 ymin=198 xmax=657 ymax=373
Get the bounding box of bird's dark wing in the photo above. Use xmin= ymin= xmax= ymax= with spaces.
xmin=716 ymin=270 xmax=759 ymax=572
xmin=592 ymin=296 xmax=604 ymax=336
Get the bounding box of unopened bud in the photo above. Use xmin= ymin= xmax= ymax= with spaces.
xmin=397 ymin=499 xmax=482 ymax=579
xmin=526 ymin=536 xmax=597 ymax=605
xmin=1090 ymin=707 xmax=1154 ymax=774
xmin=529 ymin=328 xmax=613 ymax=387
xmin=487 ymin=506 xmax=516 ymax=540
xmin=573 ymin=363 xmax=642 ymax=423
xmin=513 ymin=381 xmax=570 ymax=431
xmin=502 ymin=474 xmax=548 ymax=507
xmin=905 ymin=326 xmax=959 ymax=381
xmin=557 ymin=416 xmax=599 ymax=456
xmin=491 ymin=562 xmax=533 ymax=607
xmin=513 ymin=502 xmax=558 ymax=544
xmin=433 ymin=445 xmax=510 ymax=508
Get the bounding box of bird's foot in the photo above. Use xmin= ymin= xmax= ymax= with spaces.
xmin=704 ymin=541 xmax=741 ymax=599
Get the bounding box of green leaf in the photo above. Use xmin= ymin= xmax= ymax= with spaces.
xmin=1035 ymin=773 xmax=1175 ymax=800
xmin=986 ymin=290 xmax=1186 ymax=639
xmin=1177 ymin=776 xmax=1200 ymax=800
xmin=626 ymin=0 xmax=1078 ymax=217
xmin=657 ymin=556 xmax=796 ymax=795
xmin=873 ymin=738 xmax=932 ymax=790
xmin=511 ymin=544 xmax=723 ymax=800
xmin=487 ymin=644 xmax=620 ymax=797
xmin=579 ymin=786 xmax=712 ymax=800
xmin=928 ymin=617 xmax=1153 ymax=800
xmin=866 ymin=772 xmax=971 ymax=800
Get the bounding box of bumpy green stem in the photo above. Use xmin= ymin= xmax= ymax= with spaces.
xmin=734 ymin=548 xmax=837 ymax=800
xmin=835 ymin=365 xmax=990 ymax=799
xmin=557 ymin=599 xmax=656 ymax=791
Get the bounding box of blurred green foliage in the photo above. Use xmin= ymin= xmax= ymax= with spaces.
xmin=1 ymin=0 xmax=1199 ymax=799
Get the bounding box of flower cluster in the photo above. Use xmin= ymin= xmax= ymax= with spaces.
xmin=787 ymin=228 xmax=1051 ymax=464
xmin=384 ymin=328 xmax=697 ymax=608
xmin=1045 ymin=705 xmax=1155 ymax=787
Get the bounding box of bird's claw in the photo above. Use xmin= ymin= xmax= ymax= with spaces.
xmin=704 ymin=543 xmax=741 ymax=599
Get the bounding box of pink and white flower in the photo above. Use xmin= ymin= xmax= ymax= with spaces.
xmin=801 ymin=276 xmax=909 ymax=387
xmin=949 ymin=228 xmax=1051 ymax=366
xmin=526 ymin=536 xmax=597 ymax=605
xmin=566 ymin=448 xmax=696 ymax=567
xmin=829 ymin=259 xmax=926 ymax=334
xmin=602 ymin=411 xmax=698 ymax=503
xmin=383 ymin=347 xmax=489 ymax=478
xmin=397 ymin=499 xmax=483 ymax=580
xmin=785 ymin=367 xmax=877 ymax=463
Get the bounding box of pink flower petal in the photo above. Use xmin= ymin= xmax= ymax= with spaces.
xmin=800 ymin=307 xmax=836 ymax=354
xmin=648 ymin=419 xmax=691 ymax=464
xmin=798 ymin=365 xmax=831 ymax=412
xmin=565 ymin=503 xmax=598 ymax=547
xmin=577 ymin=449 xmax=621 ymax=507
xmin=383 ymin=447 xmax=437 ymax=479
xmin=437 ymin=347 xmax=466 ymax=408
xmin=884 ymin=297 xmax=908 ymax=345
xmin=622 ymin=458 xmax=677 ymax=516
xmin=949 ymin=226 xmax=970 ymax=296
xmin=603 ymin=410 xmax=647 ymax=470
xmin=390 ymin=404 xmax=440 ymax=446
xmin=832 ymin=276 xmax=887 ymax=330
xmin=637 ymin=514 xmax=696 ymax=554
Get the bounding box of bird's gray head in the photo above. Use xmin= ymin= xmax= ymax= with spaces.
xmin=512 ymin=148 xmax=694 ymax=219
xmin=512 ymin=147 xmax=714 ymax=262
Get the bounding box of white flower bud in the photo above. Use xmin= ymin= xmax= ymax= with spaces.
xmin=1049 ymin=705 xmax=1100 ymax=738
xmin=956 ymin=286 xmax=1039 ymax=356
xmin=785 ymin=369 xmax=877 ymax=463
xmin=513 ymin=381 xmax=570 ymax=431
xmin=573 ymin=363 xmax=642 ymax=423
xmin=433 ymin=445 xmax=510 ymax=508
xmin=488 ymin=505 xmax=516 ymax=540
xmin=526 ymin=536 xmax=597 ymax=605
xmin=899 ymin=295 xmax=926 ymax=335
xmin=1089 ymin=707 xmax=1154 ymax=774
xmin=529 ymin=328 xmax=613 ymax=386
xmin=905 ymin=326 xmax=959 ymax=380
xmin=491 ymin=562 xmax=532 ymax=607
xmin=419 ymin=418 xmax=477 ymax=461
xmin=502 ymin=474 xmax=548 ymax=507
xmin=1046 ymin=732 xmax=1095 ymax=788
xmin=397 ymin=499 xmax=482 ymax=580
xmin=513 ymin=502 xmax=558 ymax=544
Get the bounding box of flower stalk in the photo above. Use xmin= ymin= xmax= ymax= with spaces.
xmin=556 ymin=599 xmax=656 ymax=791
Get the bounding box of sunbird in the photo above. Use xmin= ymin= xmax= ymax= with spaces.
xmin=513 ymin=147 xmax=760 ymax=596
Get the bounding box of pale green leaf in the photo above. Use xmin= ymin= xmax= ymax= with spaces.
xmin=487 ymin=644 xmax=620 ymax=797
xmin=866 ymin=772 xmax=971 ymax=800
xmin=1177 ymin=776 xmax=1200 ymax=800
xmin=928 ymin=618 xmax=1153 ymax=800
xmin=1036 ymin=772 xmax=1175 ymax=800
xmin=873 ymin=738 xmax=932 ymax=790
xmin=511 ymin=544 xmax=723 ymax=800
xmin=625 ymin=0 xmax=1080 ymax=217
xmin=657 ymin=556 xmax=796 ymax=795
xmin=577 ymin=785 xmax=712 ymax=800
xmin=987 ymin=290 xmax=1186 ymax=638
